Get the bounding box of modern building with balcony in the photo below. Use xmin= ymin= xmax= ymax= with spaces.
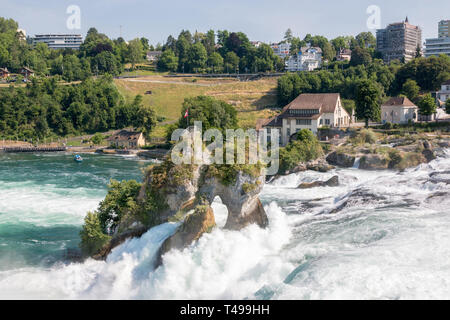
xmin=425 ymin=20 xmax=450 ymax=57
xmin=33 ymin=34 xmax=83 ymax=50
xmin=438 ymin=20 xmax=450 ymax=38
xmin=270 ymin=42 xmax=290 ymax=59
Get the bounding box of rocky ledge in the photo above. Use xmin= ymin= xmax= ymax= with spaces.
xmin=325 ymin=133 xmax=450 ymax=171
xmin=91 ymin=160 xmax=267 ymax=262
xmin=298 ymin=176 xmax=339 ymax=189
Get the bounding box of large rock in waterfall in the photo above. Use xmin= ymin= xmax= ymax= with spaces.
xmin=359 ymin=154 xmax=389 ymax=170
xmin=326 ymin=151 xmax=355 ymax=167
xmin=156 ymin=205 xmax=216 ymax=266
xmin=298 ymin=176 xmax=339 ymax=189
xmin=93 ymin=159 xmax=268 ymax=261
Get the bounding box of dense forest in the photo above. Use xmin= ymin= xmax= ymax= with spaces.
xmin=157 ymin=30 xmax=284 ymax=73
xmin=0 ymin=75 xmax=155 ymax=140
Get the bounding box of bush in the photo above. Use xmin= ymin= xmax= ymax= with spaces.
xmin=279 ymin=129 xmax=323 ymax=174
xmin=90 ymin=133 xmax=104 ymax=145
xmin=97 ymin=179 xmax=142 ymax=234
xmin=382 ymin=122 xmax=393 ymax=130
xmin=388 ymin=149 xmax=402 ymax=168
xmin=79 ymin=211 xmax=111 ymax=256
xmin=351 ymin=128 xmax=377 ymax=145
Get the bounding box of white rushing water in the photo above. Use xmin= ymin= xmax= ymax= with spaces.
xmin=1 ymin=151 xmax=450 ymax=299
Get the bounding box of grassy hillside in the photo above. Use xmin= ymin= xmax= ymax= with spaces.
xmin=114 ymin=75 xmax=279 ymax=139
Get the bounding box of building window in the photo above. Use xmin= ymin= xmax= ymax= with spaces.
xmin=320 ymin=119 xmax=323 ymax=125
xmin=325 ymin=119 xmax=330 ymax=125
xmin=290 ymin=109 xmax=319 ymax=116
xmin=296 ymin=119 xmax=312 ymax=125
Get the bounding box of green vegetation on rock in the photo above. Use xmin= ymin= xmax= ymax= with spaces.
xmin=79 ymin=211 xmax=111 ymax=256
xmin=279 ymin=129 xmax=323 ymax=174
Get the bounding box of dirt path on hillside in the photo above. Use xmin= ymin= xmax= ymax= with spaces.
xmin=120 ymin=78 xmax=230 ymax=87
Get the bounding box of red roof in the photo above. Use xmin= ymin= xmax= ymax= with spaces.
xmin=382 ymin=97 xmax=417 ymax=107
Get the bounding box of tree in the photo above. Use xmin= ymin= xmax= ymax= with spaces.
xmin=224 ymin=51 xmax=239 ymax=73
xmin=132 ymin=96 xmax=156 ymax=139
xmin=186 ymin=42 xmax=207 ymax=72
xmin=277 ymin=74 xmax=294 ymax=105
xmin=284 ymin=28 xmax=293 ymax=43
xmin=350 ymin=47 xmax=372 ymax=66
xmin=331 ymin=36 xmax=352 ymax=52
xmin=415 ymin=45 xmax=422 ymax=58
xmin=91 ymin=132 xmax=104 ymax=145
xmin=97 ymin=179 xmax=142 ymax=234
xmin=279 ymin=129 xmax=323 ymax=174
xmin=207 ymin=52 xmax=223 ymax=73
xmin=355 ymin=79 xmax=382 ymax=127
xmin=418 ymin=93 xmax=436 ymax=116
xmin=446 ymin=99 xmax=450 ymax=115
xmin=202 ymin=29 xmax=216 ymax=55
xmin=355 ymin=32 xmax=376 ymax=49
xmin=157 ymin=49 xmax=178 ymax=72
xmin=401 ymin=79 xmax=420 ymax=102
xmin=127 ymin=38 xmax=144 ymax=69
xmin=178 ymin=96 xmax=238 ymax=133
xmin=79 ymin=211 xmax=111 ymax=256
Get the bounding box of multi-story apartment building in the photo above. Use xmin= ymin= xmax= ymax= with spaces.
xmin=438 ymin=20 xmax=450 ymax=38
xmin=270 ymin=42 xmax=290 ymax=59
xmin=33 ymin=34 xmax=83 ymax=50
xmin=425 ymin=20 xmax=450 ymax=57
xmin=376 ymin=17 xmax=422 ymax=63
xmin=285 ymin=46 xmax=322 ymax=72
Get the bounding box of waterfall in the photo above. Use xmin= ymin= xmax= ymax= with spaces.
xmin=353 ymin=157 xmax=361 ymax=169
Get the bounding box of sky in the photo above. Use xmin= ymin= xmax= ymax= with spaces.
xmin=2 ymin=0 xmax=449 ymax=45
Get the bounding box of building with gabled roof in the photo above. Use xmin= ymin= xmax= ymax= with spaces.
xmin=0 ymin=67 xmax=10 ymax=79
xmin=260 ymin=93 xmax=351 ymax=145
xmin=107 ymin=130 xmax=146 ymax=149
xmin=20 ymin=67 xmax=34 ymax=79
xmin=381 ymin=96 xmax=418 ymax=124
xmin=336 ymin=48 xmax=352 ymax=61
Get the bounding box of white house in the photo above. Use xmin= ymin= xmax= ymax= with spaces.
xmin=146 ymin=51 xmax=162 ymax=62
xmin=270 ymin=42 xmax=290 ymax=59
xmin=260 ymin=93 xmax=351 ymax=146
xmin=381 ymin=97 xmax=418 ymax=124
xmin=438 ymin=80 xmax=450 ymax=102
xmin=285 ymin=46 xmax=322 ymax=72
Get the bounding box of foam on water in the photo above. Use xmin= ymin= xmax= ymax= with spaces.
xmin=1 ymin=151 xmax=450 ymax=299
xmin=0 ymin=203 xmax=292 ymax=299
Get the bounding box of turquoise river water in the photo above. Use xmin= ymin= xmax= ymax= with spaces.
xmin=1 ymin=150 xmax=450 ymax=299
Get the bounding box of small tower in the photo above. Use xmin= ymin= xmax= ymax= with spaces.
xmin=405 ymin=16 xmax=409 ymax=23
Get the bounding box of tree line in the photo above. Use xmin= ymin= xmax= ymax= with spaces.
xmin=0 ymin=17 xmax=150 ymax=82
xmin=157 ymin=30 xmax=285 ymax=73
xmin=0 ymin=75 xmax=156 ymax=140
